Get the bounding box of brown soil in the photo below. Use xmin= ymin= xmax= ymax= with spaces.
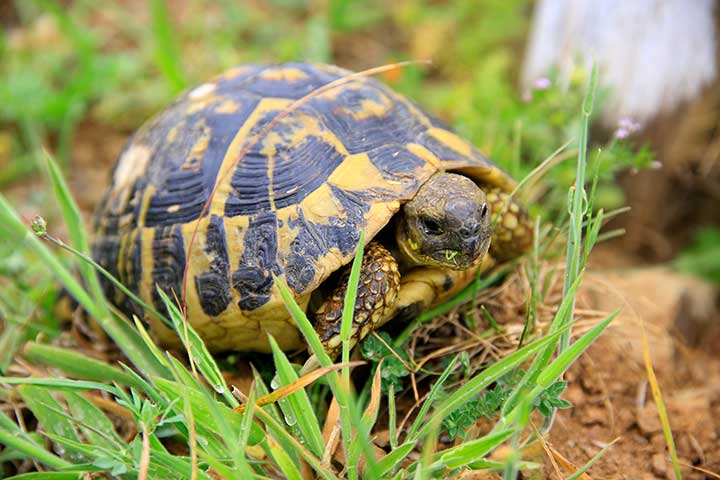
xmin=541 ymin=266 xmax=720 ymax=479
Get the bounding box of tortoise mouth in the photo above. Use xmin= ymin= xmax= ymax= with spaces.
xmin=396 ymin=234 xmax=486 ymax=270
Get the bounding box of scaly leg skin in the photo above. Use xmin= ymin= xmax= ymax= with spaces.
xmin=485 ymin=187 xmax=533 ymax=262
xmin=313 ymin=241 xmax=401 ymax=359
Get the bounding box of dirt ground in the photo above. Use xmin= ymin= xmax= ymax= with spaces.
xmin=537 ymin=255 xmax=720 ymax=479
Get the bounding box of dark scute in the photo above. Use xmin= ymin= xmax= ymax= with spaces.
xmin=195 ymin=272 xmax=232 ymax=316
xmin=222 ymin=109 xmax=292 ymax=217
xmin=151 ymin=225 xmax=187 ymax=317
xmin=309 ymin=85 xmax=428 ymax=154
xmin=194 ymin=215 xmax=231 ymax=316
xmin=145 ymin=169 xmax=206 ymax=226
xmin=232 ymin=212 xmax=280 ymax=311
xmin=241 ymin=63 xmax=340 ymax=99
xmin=91 ymin=234 xmax=119 ymax=305
xmin=324 ymin=186 xmax=367 ymax=253
xmin=142 ymin=93 xmax=259 ymax=227
xmin=419 ymin=128 xmax=490 ymax=167
xmin=285 ymin=186 xmax=369 ymax=293
xmin=366 ymin=144 xmax=426 ymax=187
xmin=121 ymin=232 xmax=145 ymax=321
xmin=419 ymin=129 xmax=466 ymax=162
xmin=272 ymin=135 xmax=346 ymax=209
xmin=224 ymin=113 xmax=345 ymax=217
xmin=285 ymin=209 xmax=325 ymax=293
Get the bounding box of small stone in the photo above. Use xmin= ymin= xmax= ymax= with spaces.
xmin=637 ymin=404 xmax=662 ymax=435
xmin=651 ymin=453 xmax=666 ymax=476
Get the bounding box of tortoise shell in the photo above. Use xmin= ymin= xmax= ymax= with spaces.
xmin=92 ymin=63 xmax=517 ymax=352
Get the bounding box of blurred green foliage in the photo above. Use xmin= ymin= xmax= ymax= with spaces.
xmin=1 ymin=0 xmax=649 ymax=220
xmin=676 ymin=227 xmax=720 ymax=284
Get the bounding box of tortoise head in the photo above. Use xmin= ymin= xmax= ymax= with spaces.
xmin=396 ymin=173 xmax=491 ymax=270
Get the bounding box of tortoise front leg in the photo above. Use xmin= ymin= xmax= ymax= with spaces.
xmin=485 ymin=187 xmax=533 ymax=262
xmin=313 ymin=241 xmax=400 ymax=358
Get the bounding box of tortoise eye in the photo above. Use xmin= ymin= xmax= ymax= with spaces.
xmin=420 ymin=216 xmax=444 ymax=235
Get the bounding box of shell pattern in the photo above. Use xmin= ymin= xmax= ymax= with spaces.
xmin=92 ymin=63 xmax=515 ymax=351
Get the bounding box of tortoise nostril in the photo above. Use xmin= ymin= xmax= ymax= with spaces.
xmin=460 ymin=223 xmax=480 ymax=239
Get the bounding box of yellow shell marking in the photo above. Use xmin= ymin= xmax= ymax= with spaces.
xmin=327 ymin=153 xmax=394 ymax=193
xmin=406 ymin=143 xmax=442 ymax=169
xmin=215 ymin=99 xmax=241 ymax=114
xmin=219 ymin=65 xmax=256 ymax=81
xmin=112 ymin=144 xmax=152 ymax=210
xmin=427 ymin=127 xmax=474 ymax=158
xmin=258 ymin=67 xmax=309 ymax=82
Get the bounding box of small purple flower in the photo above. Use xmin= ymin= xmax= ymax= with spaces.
xmin=614 ymin=128 xmax=630 ymax=139
xmin=614 ymin=117 xmax=642 ymax=139
xmin=533 ymin=77 xmax=551 ymax=90
xmin=618 ymin=117 xmax=642 ymax=132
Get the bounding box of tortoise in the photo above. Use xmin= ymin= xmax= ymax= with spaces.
xmin=92 ymin=63 xmax=533 ymax=356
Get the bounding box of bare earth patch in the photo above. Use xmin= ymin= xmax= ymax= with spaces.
xmin=543 ymin=266 xmax=720 ymax=479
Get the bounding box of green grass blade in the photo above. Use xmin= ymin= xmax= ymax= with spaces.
xmin=565 ymin=438 xmax=618 ymax=480
xmin=267 ymin=439 xmax=304 ymax=480
xmin=560 ymin=62 xmax=598 ymax=352
xmin=387 ymin=385 xmax=398 ymax=449
xmin=535 ymin=311 xmax=617 ymax=389
xmin=1 ymin=377 xmax=119 ymax=394
xmin=276 ymin=277 xmax=333 ymax=369
xmin=502 ymin=274 xmax=584 ymax=416
xmin=275 ymin=263 xmax=381 ymax=478
xmin=269 ymin=336 xmax=325 ymax=458
xmin=23 ymin=342 xmax=144 ymax=390
xmin=153 ymin=377 xmax=263 ymax=447
xmin=253 ymin=407 xmax=338 ymax=480
xmin=0 ymin=193 xmax=168 ymax=378
xmin=132 ymin=315 xmax=173 ymax=371
xmin=4 ymin=473 xmax=83 ymax=480
xmin=156 ymin=287 xmax=234 ymax=405
xmin=0 ymin=194 xmax=94 ymax=318
xmin=0 ymin=427 xmax=72 ymax=470
xmin=63 ymin=392 xmax=124 ymax=449
xmin=432 ymin=429 xmax=513 ymax=470
xmin=416 ymin=324 xmax=571 ymax=439
xmin=341 ymin=229 xmax=365 ymax=366
xmin=43 ymin=151 xmax=97 ymax=294
xmin=17 ymin=385 xmax=84 ymax=462
xmin=340 ymin=231 xmax=365 ymax=480
xmin=373 ymin=441 xmax=416 ymax=478
xmin=406 ymin=354 xmax=459 ymax=441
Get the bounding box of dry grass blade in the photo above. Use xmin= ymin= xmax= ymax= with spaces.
xmin=321 ymin=397 xmax=341 ymax=467
xmin=363 ymin=359 xmax=383 ymax=424
xmin=546 ymin=444 xmax=594 ymax=480
xmin=529 ymin=420 xmax=564 ymax=480
xmin=139 ymin=421 xmax=151 ymax=480
xmin=641 ymin=321 xmax=682 ymax=480
xmin=682 ymin=463 xmax=720 ymax=479
xmin=234 ymin=361 xmax=364 ymax=413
